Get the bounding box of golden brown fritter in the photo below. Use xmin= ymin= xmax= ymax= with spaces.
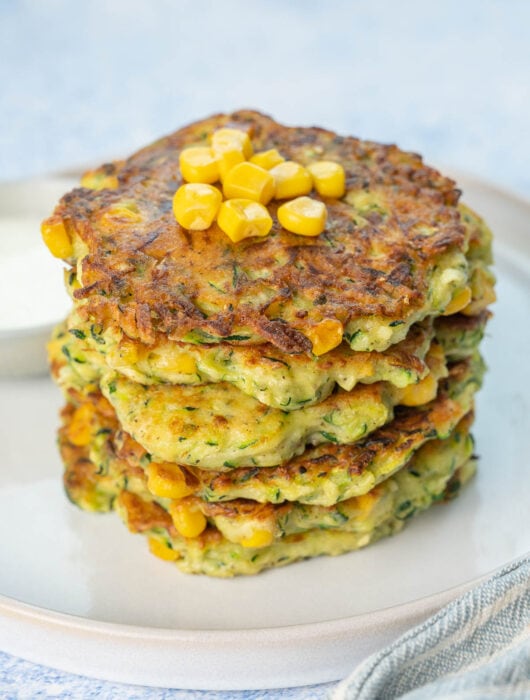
xmin=48 ymin=110 xmax=469 ymax=354
xmin=58 ymin=354 xmax=483 ymax=507
xmin=60 ymin=407 xmax=476 ymax=576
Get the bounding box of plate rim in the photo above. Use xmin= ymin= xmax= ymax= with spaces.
xmin=0 ymin=564 xmax=489 ymax=641
xmin=0 ymin=567 xmax=491 ymax=689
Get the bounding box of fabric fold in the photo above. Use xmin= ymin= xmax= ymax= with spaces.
xmin=331 ymin=555 xmax=530 ymax=700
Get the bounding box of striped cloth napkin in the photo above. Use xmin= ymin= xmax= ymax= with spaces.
xmin=332 ymin=554 xmax=530 ymax=700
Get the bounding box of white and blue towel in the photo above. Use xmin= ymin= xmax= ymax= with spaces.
xmin=333 ymin=555 xmax=530 ymax=700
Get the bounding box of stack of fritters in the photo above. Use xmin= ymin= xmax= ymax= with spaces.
xmin=43 ymin=111 xmax=495 ymax=576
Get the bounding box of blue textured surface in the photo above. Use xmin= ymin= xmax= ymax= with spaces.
xmin=0 ymin=650 xmax=333 ymax=700
xmin=1 ymin=1 xmax=529 ymax=697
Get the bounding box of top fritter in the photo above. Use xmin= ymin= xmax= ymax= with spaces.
xmin=42 ymin=111 xmax=471 ymax=355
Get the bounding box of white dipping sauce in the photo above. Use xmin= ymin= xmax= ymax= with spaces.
xmin=0 ymin=216 xmax=71 ymax=333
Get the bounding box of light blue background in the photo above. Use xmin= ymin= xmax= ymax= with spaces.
xmin=2 ymin=0 xmax=530 ymax=197
xmin=1 ymin=1 xmax=529 ymax=697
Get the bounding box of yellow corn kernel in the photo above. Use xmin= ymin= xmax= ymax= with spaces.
xmin=169 ymin=500 xmax=207 ymax=538
xmin=149 ymin=349 xmax=198 ymax=375
xmin=442 ymin=287 xmax=472 ymax=316
xmin=222 ymin=162 xmax=275 ymax=204
xmin=307 ymin=161 xmax=346 ymax=198
xmin=147 ymin=463 xmax=194 ymax=499
xmin=277 ymin=196 xmax=327 ymax=237
xmin=305 ymin=318 xmax=344 ymax=356
xmin=265 ymin=299 xmax=284 ymax=319
xmin=216 ymin=148 xmax=246 ymax=181
xmin=355 ymin=491 xmax=379 ymax=516
xmin=148 ymin=537 xmax=180 ymax=562
xmin=41 ymin=217 xmax=73 ymax=259
xmin=170 ymin=352 xmax=197 ymax=375
xmin=461 ymin=285 xmax=497 ymax=316
xmin=270 ymin=161 xmax=312 ymax=199
xmin=68 ymin=403 xmax=96 ymax=447
xmin=100 ymin=202 xmax=143 ymax=225
xmin=80 ymin=172 xmax=119 ymax=190
xmin=399 ymin=373 xmax=438 ymax=407
xmin=240 ymin=529 xmax=274 ymax=548
xmin=211 ymin=128 xmax=253 ymax=159
xmin=211 ymin=128 xmax=248 ymax=180
xmin=179 ymin=147 xmax=219 ymax=184
xmin=250 ymin=149 xmax=285 ymax=170
xmin=172 ymin=183 xmax=222 ymax=231
xmin=217 ymin=199 xmax=273 ymax=243
xmin=119 ymin=341 xmax=139 ymax=364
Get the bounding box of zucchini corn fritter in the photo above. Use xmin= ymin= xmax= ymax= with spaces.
xmin=43 ymin=111 xmax=495 ymax=576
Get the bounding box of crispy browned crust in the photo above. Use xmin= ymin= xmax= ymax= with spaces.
xmin=200 ymin=496 xmax=285 ymax=522
xmin=118 ymin=491 xmax=176 ymax=535
xmin=435 ymin=309 xmax=491 ymax=335
xmin=50 ymin=110 xmax=465 ymax=353
xmin=117 ymin=488 xmax=222 ymax=546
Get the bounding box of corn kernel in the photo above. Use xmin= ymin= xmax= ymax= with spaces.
xmin=41 ymin=217 xmax=73 ymax=259
xmin=169 ymin=500 xmax=207 ymax=538
xmin=277 ymin=196 xmax=327 ymax=237
xmin=81 ymin=172 xmax=119 ymax=190
xmin=355 ymin=491 xmax=379 ymax=516
xmin=240 ymin=529 xmax=274 ymax=548
xmin=68 ymin=403 xmax=95 ymax=446
xmin=399 ymin=373 xmax=438 ymax=407
xmin=148 ymin=537 xmax=180 ymax=561
xmin=169 ymin=352 xmax=197 ymax=375
xmin=222 ymin=162 xmax=275 ymax=204
xmin=305 ymin=318 xmax=344 ymax=356
xmin=462 ymin=285 xmax=497 ymax=316
xmin=100 ymin=203 xmax=143 ymax=225
xmin=211 ymin=128 xmax=249 ymax=180
xmin=270 ymin=161 xmax=312 ymax=199
xmin=217 ymin=199 xmax=273 ymax=243
xmin=307 ymin=161 xmax=346 ymax=198
xmin=147 ymin=462 xmax=194 ymax=499
xmin=150 ymin=349 xmax=197 ymax=375
xmin=265 ymin=299 xmax=284 ymax=319
xmin=250 ymin=149 xmax=285 ymax=170
xmin=172 ymin=183 xmax=222 ymax=231
xmin=211 ymin=128 xmax=253 ymax=159
xmin=119 ymin=341 xmax=139 ymax=364
xmin=442 ymin=287 xmax=472 ymax=315
xmin=179 ymin=146 xmax=219 ymax=184
xmin=216 ymin=148 xmax=246 ymax=180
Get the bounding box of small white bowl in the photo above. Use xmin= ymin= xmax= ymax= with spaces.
xmin=0 ymin=177 xmax=78 ymax=377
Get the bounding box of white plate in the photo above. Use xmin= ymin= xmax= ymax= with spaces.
xmin=0 ymin=173 xmax=529 ymax=690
